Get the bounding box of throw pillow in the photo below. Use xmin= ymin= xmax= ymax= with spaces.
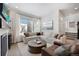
xmin=54 ymin=46 xmax=71 ymax=56
xmin=24 ymin=33 xmax=29 ymax=37
xmin=71 ymin=44 xmax=79 ymax=54
xmin=54 ymin=40 xmax=64 ymax=46
xmin=54 ymin=46 xmax=65 ymax=55
xmin=54 ymin=34 xmax=59 ymax=39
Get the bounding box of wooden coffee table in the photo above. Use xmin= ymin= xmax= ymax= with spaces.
xmin=28 ymin=39 xmax=47 ymax=53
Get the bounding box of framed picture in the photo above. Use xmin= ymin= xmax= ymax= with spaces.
xmin=69 ymin=21 xmax=75 ymax=28
xmin=42 ymin=20 xmax=53 ymax=30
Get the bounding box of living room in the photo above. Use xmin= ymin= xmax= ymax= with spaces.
xmin=0 ymin=3 xmax=79 ymax=56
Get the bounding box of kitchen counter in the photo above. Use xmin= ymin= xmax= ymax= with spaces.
xmin=0 ymin=28 xmax=10 ymax=36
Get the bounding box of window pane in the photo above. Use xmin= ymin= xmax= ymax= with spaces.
xmin=20 ymin=16 xmax=30 ymax=24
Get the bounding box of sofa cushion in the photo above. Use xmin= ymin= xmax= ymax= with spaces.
xmin=54 ymin=46 xmax=71 ymax=56
xmin=65 ymin=39 xmax=75 ymax=45
xmin=54 ymin=40 xmax=64 ymax=46
xmin=55 ymin=34 xmax=76 ymax=45
xmin=71 ymin=43 xmax=79 ymax=54
xmin=54 ymin=34 xmax=59 ymax=39
xmin=36 ymin=32 xmax=43 ymax=36
xmin=24 ymin=33 xmax=30 ymax=37
xmin=24 ymin=32 xmax=36 ymax=37
xmin=54 ymin=46 xmax=65 ymax=54
xmin=41 ymin=45 xmax=59 ymax=56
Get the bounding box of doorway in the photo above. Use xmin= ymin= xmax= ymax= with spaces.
xmin=77 ymin=22 xmax=79 ymax=39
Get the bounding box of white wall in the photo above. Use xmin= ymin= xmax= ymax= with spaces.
xmin=40 ymin=3 xmax=79 ymax=34
xmin=41 ymin=10 xmax=59 ymax=34
xmin=59 ymin=10 xmax=65 ymax=34
xmin=41 ymin=10 xmax=79 ymax=35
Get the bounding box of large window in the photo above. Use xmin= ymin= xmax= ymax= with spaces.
xmin=20 ymin=16 xmax=30 ymax=33
xmin=20 ymin=16 xmax=30 ymax=24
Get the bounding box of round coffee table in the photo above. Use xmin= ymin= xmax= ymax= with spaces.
xmin=28 ymin=39 xmax=47 ymax=53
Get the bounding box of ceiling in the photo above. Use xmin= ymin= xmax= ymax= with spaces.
xmin=60 ymin=8 xmax=79 ymax=16
xmin=7 ymin=3 xmax=79 ymax=17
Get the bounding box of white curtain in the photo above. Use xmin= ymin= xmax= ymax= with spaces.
xmin=10 ymin=11 xmax=21 ymax=43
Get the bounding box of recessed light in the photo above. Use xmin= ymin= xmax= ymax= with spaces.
xmin=61 ymin=17 xmax=63 ymax=21
xmin=15 ymin=6 xmax=18 ymax=8
xmin=74 ymin=8 xmax=78 ymax=10
xmin=37 ymin=22 xmax=39 ymax=24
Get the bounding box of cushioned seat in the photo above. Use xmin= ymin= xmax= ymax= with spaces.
xmin=23 ymin=32 xmax=43 ymax=44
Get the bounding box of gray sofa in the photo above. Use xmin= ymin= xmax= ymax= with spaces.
xmin=22 ymin=32 xmax=43 ymax=44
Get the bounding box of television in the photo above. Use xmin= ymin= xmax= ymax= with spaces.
xmin=0 ymin=3 xmax=3 ymax=14
xmin=2 ymin=4 xmax=10 ymax=23
xmin=0 ymin=3 xmax=3 ymax=28
xmin=0 ymin=3 xmax=11 ymax=28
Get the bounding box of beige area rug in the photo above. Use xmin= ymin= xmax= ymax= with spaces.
xmin=7 ymin=42 xmax=51 ymax=56
xmin=17 ymin=42 xmax=52 ymax=56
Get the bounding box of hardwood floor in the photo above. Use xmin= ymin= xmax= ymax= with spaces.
xmin=7 ymin=42 xmax=41 ymax=56
xmin=7 ymin=41 xmax=52 ymax=56
xmin=7 ymin=43 xmax=22 ymax=56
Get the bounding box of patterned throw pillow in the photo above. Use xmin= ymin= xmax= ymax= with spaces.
xmin=54 ymin=46 xmax=71 ymax=56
